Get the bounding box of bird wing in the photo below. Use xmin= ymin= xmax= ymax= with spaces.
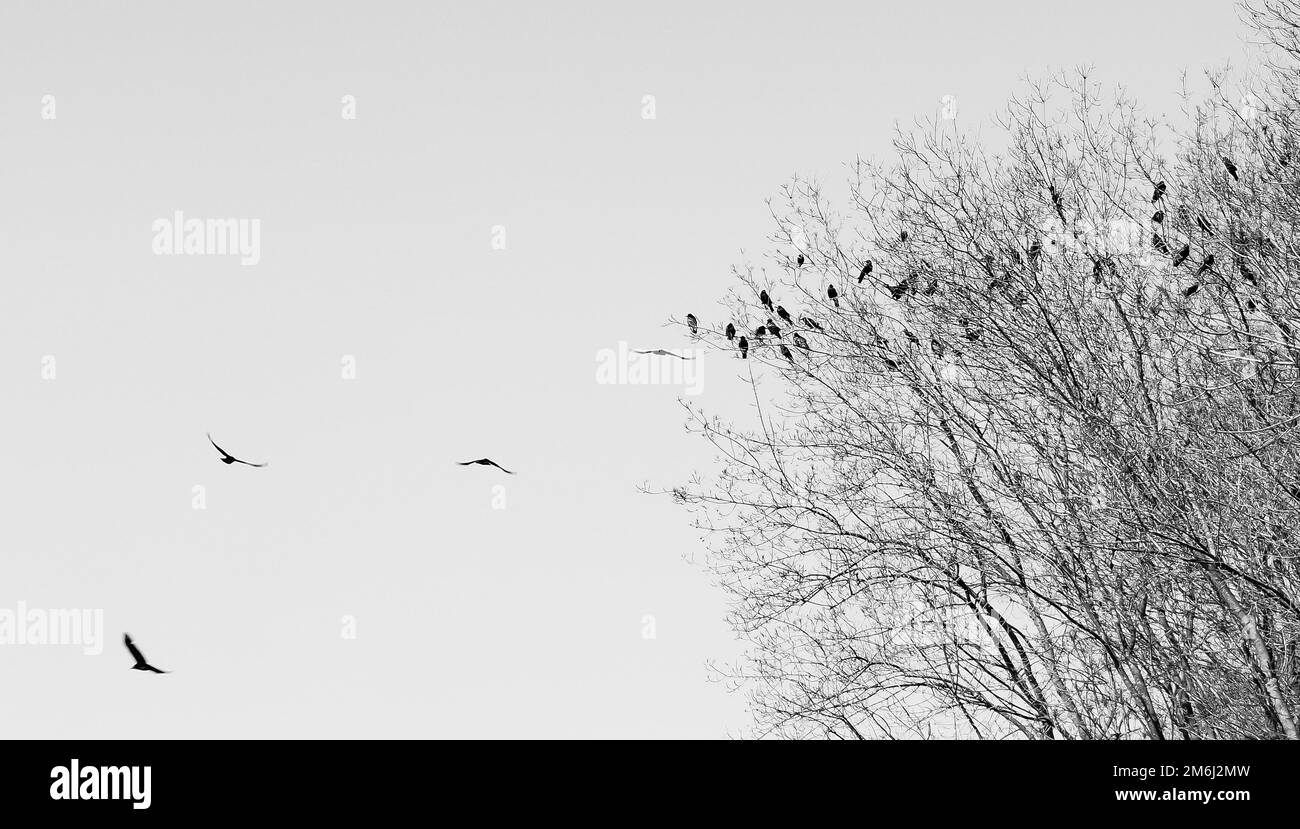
xmin=124 ymin=634 xmax=146 ymax=664
xmin=486 ymin=460 xmax=514 ymax=474
xmin=207 ymin=433 xmax=232 ymax=458
xmin=142 ymin=664 xmax=167 ymax=674
xmin=233 ymin=458 xmax=268 ymax=467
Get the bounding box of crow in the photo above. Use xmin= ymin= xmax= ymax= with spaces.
xmin=1195 ymin=255 xmax=1215 ymax=276
xmin=1028 ymin=239 xmax=1042 ymax=262
xmin=1152 ymin=234 xmax=1170 ymax=255
xmin=207 ymin=433 xmax=267 ymax=467
xmin=888 ymin=276 xmax=914 ymax=301
xmin=1152 ymin=180 xmax=1166 ymax=202
xmin=792 ymin=333 xmax=810 ymax=354
xmin=759 ymin=290 xmax=773 ymax=312
xmin=725 ymin=322 xmax=736 ymax=341
xmin=776 ymin=305 xmax=792 ymax=324
xmin=738 ymin=336 xmax=749 ymax=358
xmin=458 ymin=458 xmax=514 ymax=474
xmin=1183 ymin=283 xmax=1200 ymax=298
xmin=799 ymin=316 xmax=824 ymax=332
xmin=635 ymin=349 xmax=694 ymax=360
xmin=1152 ymin=210 xmax=1165 ymax=224
xmin=796 ymin=254 xmax=805 ymax=267
xmin=1223 ymin=156 xmax=1239 ymax=180
xmin=827 ymin=285 xmax=839 ymax=307
xmin=858 ymin=261 xmax=873 ymax=283
xmin=1050 ymin=185 xmax=1066 ymax=222
xmin=124 ymin=634 xmax=168 ymax=674
xmin=900 ymin=230 xmax=909 ymax=242
xmin=766 ymin=319 xmax=782 ymax=339
xmin=754 ymin=325 xmax=766 ymax=342
xmin=779 ymin=344 xmax=794 ymax=364
xmin=685 ymin=313 xmax=698 ymax=335
xmin=1172 ymin=244 xmax=1191 ymax=267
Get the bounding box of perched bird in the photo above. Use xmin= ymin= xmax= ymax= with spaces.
xmin=1172 ymin=244 xmax=1191 ymax=267
xmin=458 ymin=458 xmax=514 ymax=474
xmin=1223 ymin=156 xmax=1239 ymax=180
xmin=858 ymin=261 xmax=873 ymax=283
xmin=1050 ymin=185 xmax=1066 ymax=222
xmin=796 ymin=254 xmax=805 ymax=267
xmin=686 ymin=313 xmax=698 ymax=335
xmin=124 ymin=634 xmax=168 ymax=674
xmin=799 ymin=316 xmax=824 ymax=332
xmin=1196 ymin=214 xmax=1214 ymax=234
xmin=1151 ymin=210 xmax=1165 ymax=224
xmin=759 ymin=290 xmax=773 ymax=312
xmin=827 ymin=285 xmax=839 ymax=307
xmin=1152 ymin=233 xmax=1170 ymax=255
xmin=1028 ymin=239 xmax=1042 ymax=262
xmin=882 ymin=356 xmax=899 ymax=370
xmin=725 ymin=322 xmax=736 ymax=341
xmin=1182 ymin=283 xmax=1200 ymax=298
xmin=888 ymin=275 xmax=914 ymax=301
xmin=776 ymin=305 xmax=792 ymax=324
xmin=900 ymin=230 xmax=909 ymax=242
xmin=635 ymin=349 xmax=694 ymax=360
xmin=792 ymin=333 xmax=810 ymax=354
xmin=779 ymin=344 xmax=794 ymax=364
xmin=765 ymin=319 xmax=782 ymax=338
xmin=922 ymin=278 xmax=938 ymax=296
xmin=930 ymin=338 xmax=946 ymax=359
xmin=1092 ymin=258 xmax=1104 ymax=282
xmin=1152 ymin=180 xmax=1166 ymax=202
xmin=738 ymin=336 xmax=749 ymax=358
xmin=1195 ymin=255 xmax=1215 ymax=276
xmin=207 ymin=433 xmax=267 ymax=467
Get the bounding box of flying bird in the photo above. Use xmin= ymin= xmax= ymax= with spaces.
xmin=799 ymin=316 xmax=824 ymax=332
xmin=634 ymin=349 xmax=694 ymax=360
xmin=458 ymin=458 xmax=514 ymax=474
xmin=792 ymin=333 xmax=810 ymax=354
xmin=779 ymin=344 xmax=794 ymax=364
xmin=858 ymin=261 xmax=873 ymax=283
xmin=1172 ymin=244 xmax=1191 ymax=267
xmin=759 ymin=290 xmax=773 ymax=312
xmin=1152 ymin=180 xmax=1166 ymax=202
xmin=685 ymin=313 xmax=698 ymax=335
xmin=1223 ymin=156 xmax=1239 ymax=180
xmin=124 ymin=634 xmax=168 ymax=674
xmin=776 ymin=305 xmax=792 ymax=324
xmin=725 ymin=323 xmax=736 ymax=341
xmin=738 ymin=336 xmax=749 ymax=358
xmin=207 ymin=433 xmax=267 ymax=467
xmin=827 ymin=285 xmax=839 ymax=307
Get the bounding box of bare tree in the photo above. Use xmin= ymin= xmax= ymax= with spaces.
xmin=674 ymin=8 xmax=1300 ymax=739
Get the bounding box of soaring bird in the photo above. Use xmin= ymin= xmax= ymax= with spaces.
xmin=827 ymin=285 xmax=839 ymax=307
xmin=766 ymin=319 xmax=782 ymax=338
xmin=1151 ymin=210 xmax=1165 ymax=224
xmin=1152 ymin=180 xmax=1166 ymax=202
xmin=124 ymin=634 xmax=168 ymax=674
xmin=1195 ymin=255 xmax=1215 ymax=276
xmin=779 ymin=344 xmax=794 ymax=364
xmin=792 ymin=333 xmax=810 ymax=354
xmin=799 ymin=316 xmax=824 ymax=332
xmin=1223 ymin=156 xmax=1239 ymax=180
xmin=738 ymin=336 xmax=749 ymax=358
xmin=759 ymin=290 xmax=773 ymax=312
xmin=458 ymin=458 xmax=514 ymax=474
xmin=207 ymin=433 xmax=267 ymax=467
xmin=796 ymin=254 xmax=805 ymax=267
xmin=858 ymin=261 xmax=873 ymax=283
xmin=635 ymin=349 xmax=694 ymax=360
xmin=725 ymin=323 xmax=736 ymax=341
xmin=1172 ymin=244 xmax=1191 ymax=267
xmin=685 ymin=313 xmax=698 ymax=335
xmin=1182 ymin=283 xmax=1200 ymax=298
xmin=776 ymin=305 xmax=792 ymax=324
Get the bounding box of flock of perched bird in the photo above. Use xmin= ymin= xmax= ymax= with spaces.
xmin=677 ymin=153 xmax=1262 ymax=365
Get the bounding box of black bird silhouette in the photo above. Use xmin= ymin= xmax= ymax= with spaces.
xmin=1152 ymin=233 xmax=1170 ymax=255
xmin=800 ymin=317 xmax=823 ymax=332
xmin=458 ymin=458 xmax=514 ymax=474
xmin=1223 ymin=156 xmax=1239 ymax=180
xmin=776 ymin=305 xmax=792 ymax=324
xmin=1195 ymin=255 xmax=1215 ymax=276
xmin=1152 ymin=180 xmax=1166 ymax=202
xmin=888 ymin=275 xmax=914 ymax=300
xmin=207 ymin=433 xmax=267 ymax=467
xmin=725 ymin=323 xmax=736 ymax=341
xmin=858 ymin=261 xmax=873 ymax=282
xmin=1049 ymin=185 xmax=1066 ymax=221
xmin=779 ymin=344 xmax=794 ymax=364
xmin=765 ymin=319 xmax=782 ymax=338
xmin=685 ymin=313 xmax=698 ymax=335
xmin=1182 ymin=283 xmax=1200 ymax=298
xmin=1028 ymin=239 xmax=1042 ymax=262
xmin=1196 ymin=214 xmax=1215 ymax=234
xmin=827 ymin=285 xmax=839 ymax=307
xmin=737 ymin=336 xmax=749 ymax=358
xmin=634 ymin=349 xmax=694 ymax=360
xmin=1172 ymin=244 xmax=1191 ymax=267
xmin=796 ymin=254 xmax=805 ymax=267
xmin=759 ymin=290 xmax=773 ymax=312
xmin=792 ymin=333 xmax=810 ymax=354
xmin=1151 ymin=210 xmax=1165 ymax=224
xmin=900 ymin=230 xmax=909 ymax=242
xmin=753 ymin=325 xmax=766 ymax=343
xmin=124 ymin=634 xmax=168 ymax=674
